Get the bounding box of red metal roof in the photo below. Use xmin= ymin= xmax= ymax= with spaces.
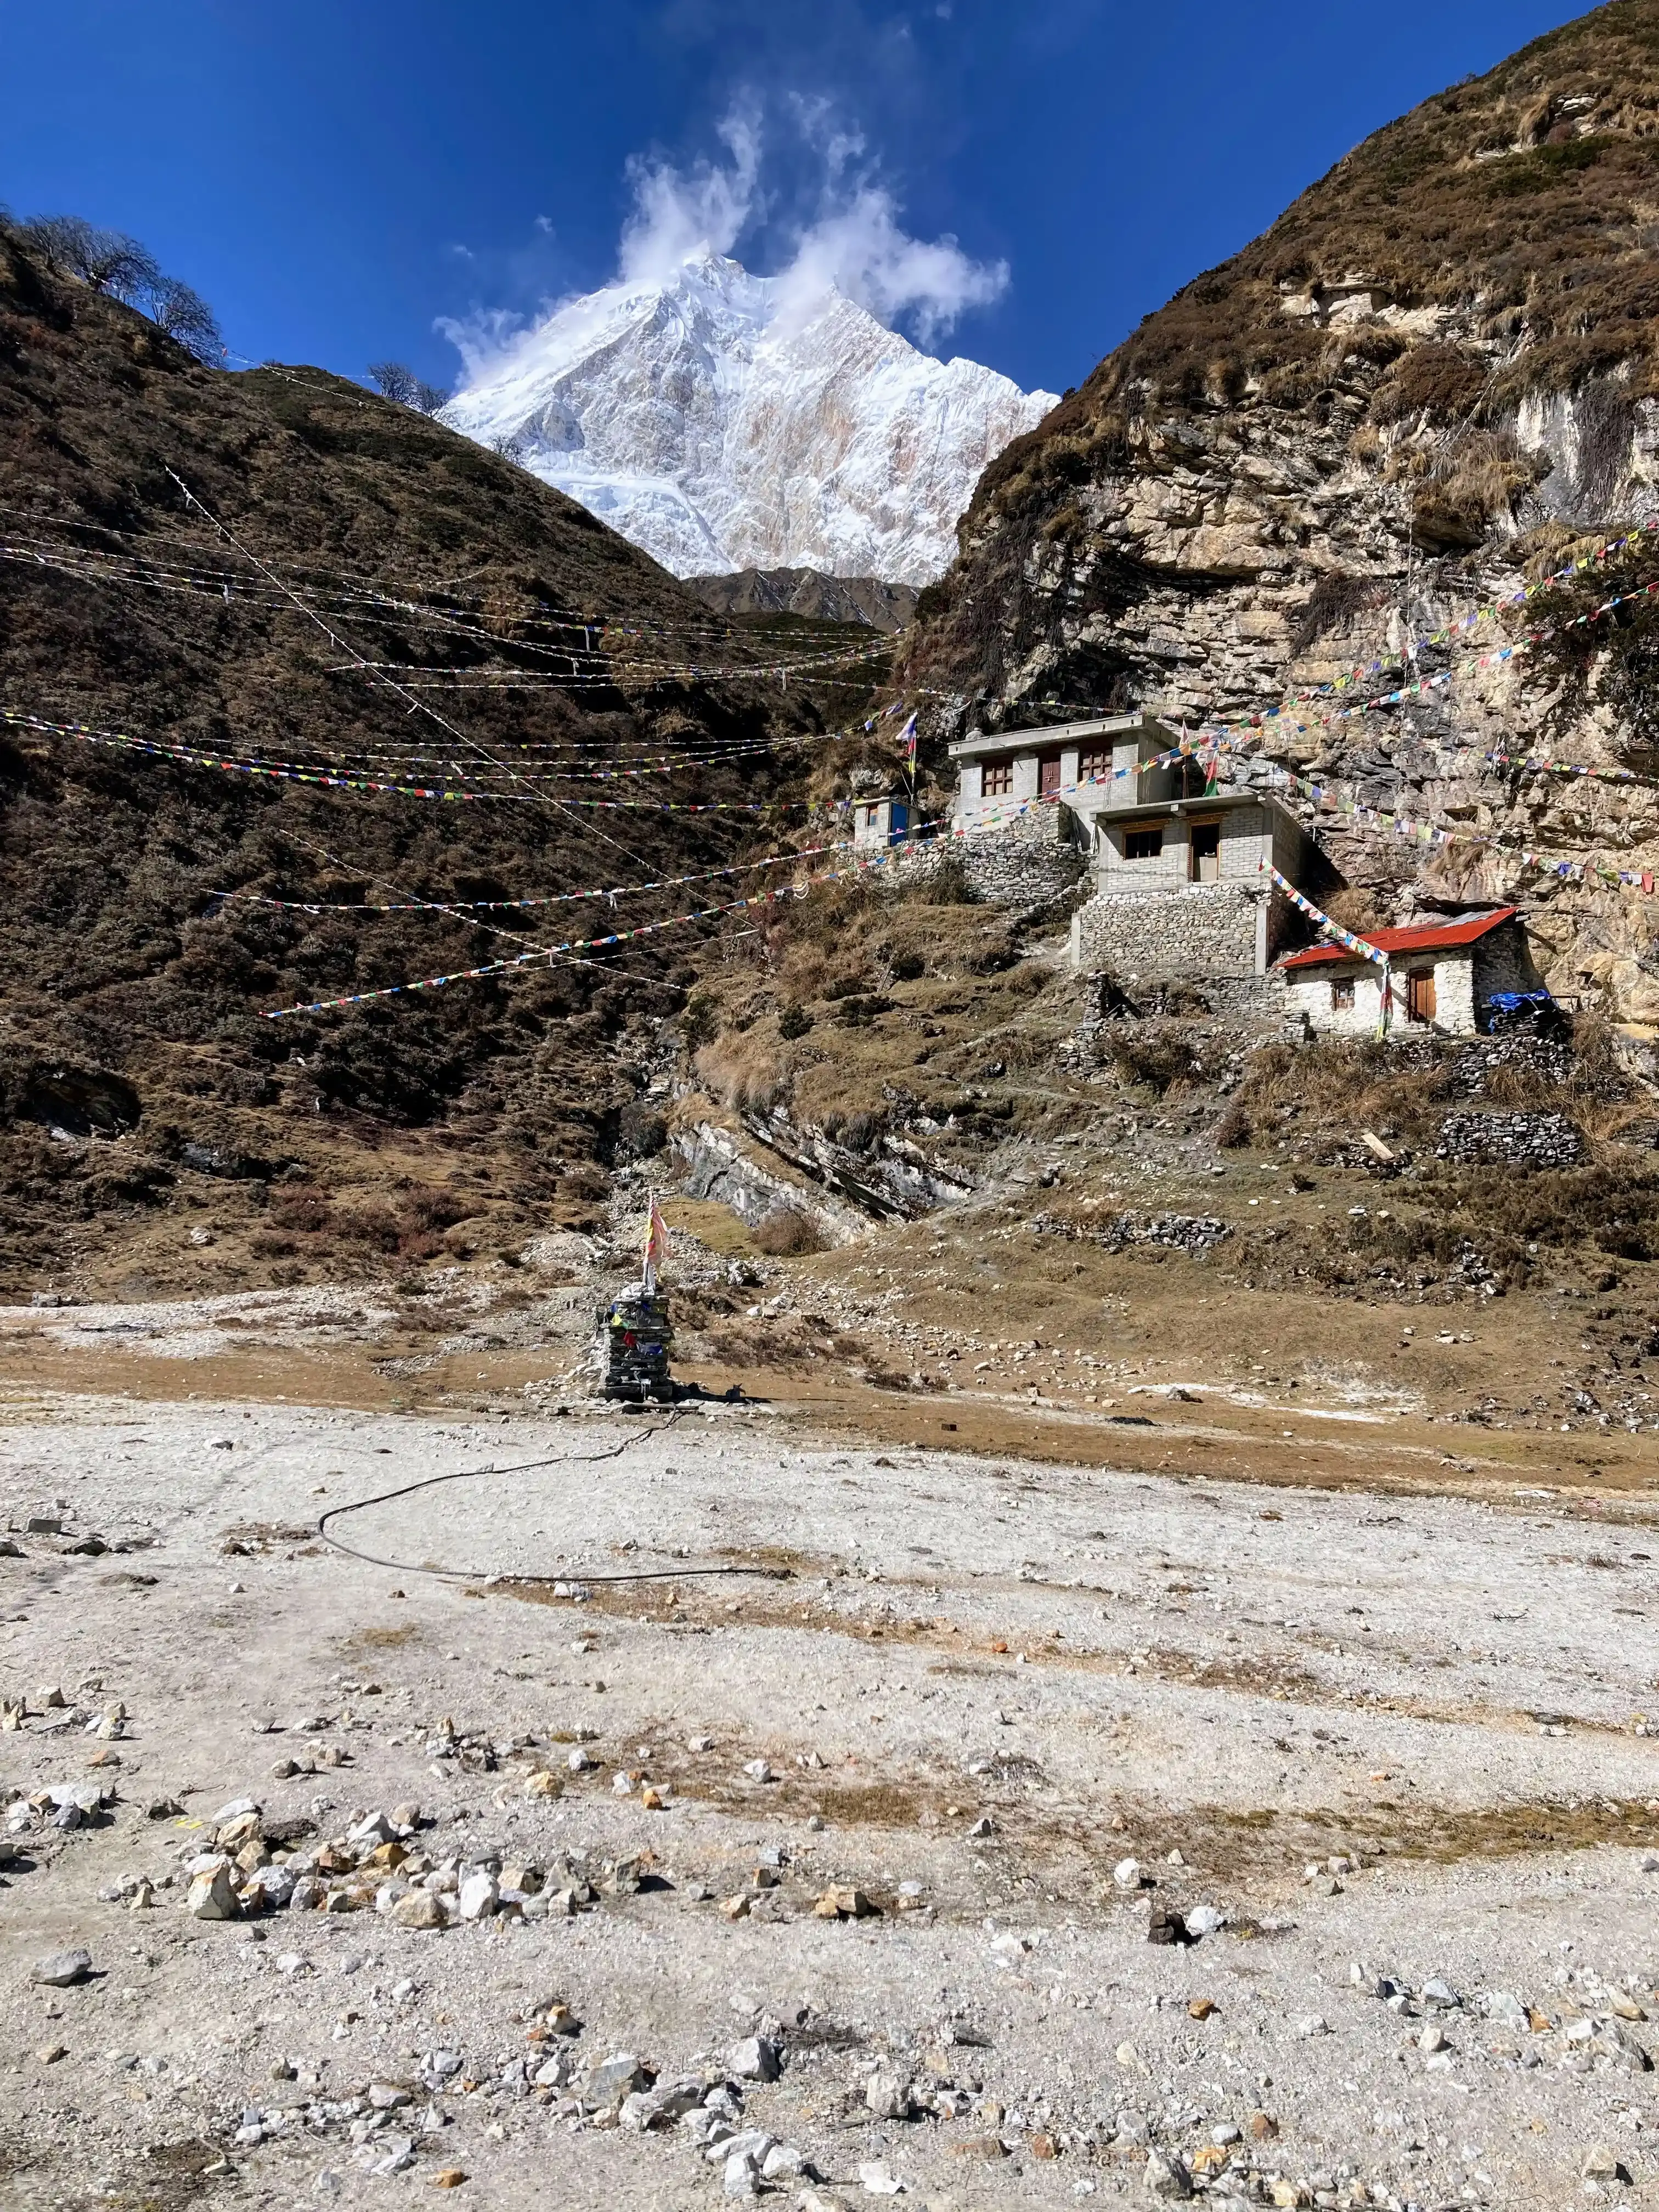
xmin=1280 ymin=906 xmax=1518 ymax=972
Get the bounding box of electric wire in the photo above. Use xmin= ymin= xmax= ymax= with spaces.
xmin=315 ymin=1418 xmax=791 ymax=1586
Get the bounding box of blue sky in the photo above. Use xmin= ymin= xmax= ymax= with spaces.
xmin=4 ymin=0 xmax=1587 ymax=398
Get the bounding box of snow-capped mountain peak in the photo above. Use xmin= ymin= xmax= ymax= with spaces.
xmin=438 ymin=252 xmax=1057 ymax=584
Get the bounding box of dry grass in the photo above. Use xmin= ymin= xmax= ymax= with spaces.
xmin=692 ymin=1032 xmax=788 ymax=1115
xmin=1214 ymin=1039 xmax=1453 ymax=1150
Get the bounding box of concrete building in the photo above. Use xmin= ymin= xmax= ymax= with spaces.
xmin=947 ymin=713 xmax=1323 ymax=978
xmin=851 ymin=793 xmax=911 ymax=849
xmin=950 ymin=711 xmax=1199 ymax=833
xmin=1280 ymin=909 xmax=1532 ymax=1037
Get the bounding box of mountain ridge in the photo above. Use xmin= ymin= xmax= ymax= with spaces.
xmin=687 ymin=566 xmax=919 ymax=633
xmin=439 ymin=250 xmax=1056 ymax=585
xmin=0 ymin=216 xmax=857 ymax=1295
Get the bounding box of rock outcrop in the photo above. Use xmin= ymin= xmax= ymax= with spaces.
xmin=899 ymin=0 xmax=1659 ymax=1018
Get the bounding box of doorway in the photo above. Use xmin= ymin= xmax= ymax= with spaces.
xmin=1189 ymin=817 xmax=1222 ymax=883
xmin=1407 ymin=968 xmax=1437 ymax=1023
xmin=1039 ymin=754 xmax=1063 ymax=796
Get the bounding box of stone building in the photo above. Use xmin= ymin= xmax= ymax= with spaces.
xmin=1280 ymin=908 xmax=1533 ymax=1037
xmin=947 ymin=712 xmax=1323 ymax=977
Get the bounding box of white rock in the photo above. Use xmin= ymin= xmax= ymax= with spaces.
xmin=187 ymin=1865 xmax=239 ymax=1920
xmin=1184 ymin=1905 xmax=1226 ymax=1938
xmin=1484 ymin=1989 xmax=1531 ymax=2035
xmin=245 ymin=1865 xmax=295 ymax=1911
xmin=1145 ymin=2149 xmax=1193 ymax=2199
xmin=456 ymin=1874 xmax=498 ymax=1922
xmin=31 ymin=1948 xmax=92 ymax=1987
xmin=1111 ymin=1857 xmax=1141 ymax=1889
xmin=742 ymin=1759 xmax=775 ymax=1783
xmin=857 ymin=2163 xmax=907 ymax=2197
xmin=865 ymin=2070 xmax=909 ymax=2120
xmin=728 ymin=2035 xmax=780 ymax=2082
xmin=721 ymin=2149 xmax=759 ymax=2198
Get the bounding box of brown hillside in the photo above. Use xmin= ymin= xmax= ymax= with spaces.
xmin=0 ymin=222 xmax=884 ymax=1297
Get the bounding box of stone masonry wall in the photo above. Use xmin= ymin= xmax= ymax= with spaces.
xmin=894 ymin=814 xmax=1086 ymax=911
xmin=1070 ymin=880 xmax=1276 ymax=979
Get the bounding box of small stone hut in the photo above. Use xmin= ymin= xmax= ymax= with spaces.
xmin=1280 ymin=907 xmax=1533 ymax=1037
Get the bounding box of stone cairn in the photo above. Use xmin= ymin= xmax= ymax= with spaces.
xmin=595 ymin=1288 xmax=675 ymax=1403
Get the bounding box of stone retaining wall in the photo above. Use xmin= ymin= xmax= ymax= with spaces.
xmin=1435 ymin=1111 xmax=1584 ymax=1169
xmin=1070 ymin=879 xmax=1283 ymax=979
xmin=889 ymin=817 xmax=1086 ymax=912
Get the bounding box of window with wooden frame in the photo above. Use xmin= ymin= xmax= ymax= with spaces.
xmin=1330 ymin=976 xmax=1355 ymax=1011
xmin=981 ymin=760 xmax=1013 ymax=797
xmin=1079 ymin=746 xmax=1111 ymax=784
xmin=1124 ymin=827 xmax=1163 ymax=860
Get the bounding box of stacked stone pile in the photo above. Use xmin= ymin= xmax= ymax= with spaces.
xmin=1031 ymin=1210 xmax=1231 ymax=1255
xmin=1435 ymin=1112 xmax=1584 ymax=1170
xmin=594 ymin=1288 xmax=675 ymax=1402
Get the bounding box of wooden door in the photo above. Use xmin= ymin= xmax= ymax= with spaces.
xmin=1407 ymin=969 xmax=1436 ymax=1023
xmin=1039 ymin=754 xmax=1062 ymax=795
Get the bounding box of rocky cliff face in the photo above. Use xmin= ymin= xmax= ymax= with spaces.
xmin=439 ymin=251 xmax=1056 ymax=584
xmin=899 ymin=0 xmax=1659 ymax=1018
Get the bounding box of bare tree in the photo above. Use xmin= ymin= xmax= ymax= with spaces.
xmin=18 ymin=210 xmax=228 ymax=367
xmin=489 ymin=428 xmax=533 ymax=466
xmin=22 ymin=215 xmax=160 ymax=302
xmin=368 ymin=360 xmax=449 ymax=414
xmin=150 ymin=279 xmax=223 ymax=363
xmin=368 ymin=359 xmax=419 ymax=405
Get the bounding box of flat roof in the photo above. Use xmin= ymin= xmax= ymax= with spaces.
xmin=1282 ymin=907 xmax=1517 ymax=972
xmin=948 ymin=711 xmax=1179 ymax=763
xmin=1091 ymin=792 xmax=1274 ymax=821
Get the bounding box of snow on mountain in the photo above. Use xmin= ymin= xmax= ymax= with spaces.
xmin=438 ymin=251 xmax=1057 ymax=585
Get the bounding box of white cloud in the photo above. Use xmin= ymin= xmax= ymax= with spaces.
xmin=618 ymin=104 xmax=764 ymax=285
xmin=436 ymin=303 xmax=529 ymax=383
xmin=778 ymin=185 xmax=1007 ymax=349
xmin=607 ymin=96 xmax=1007 ymax=347
xmin=438 ymin=95 xmax=1008 ymax=383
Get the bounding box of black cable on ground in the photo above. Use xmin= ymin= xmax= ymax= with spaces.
xmin=315 ymin=1414 xmax=792 ymax=1586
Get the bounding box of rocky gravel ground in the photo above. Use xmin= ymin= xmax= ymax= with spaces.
xmin=3 ymin=1393 xmax=1659 ymax=2210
